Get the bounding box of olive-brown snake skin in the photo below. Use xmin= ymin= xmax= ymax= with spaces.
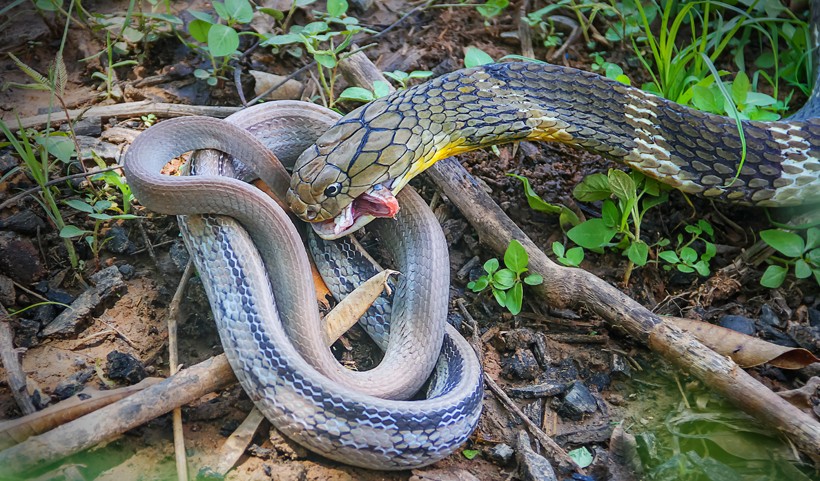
xmin=123 ymin=102 xmax=483 ymax=469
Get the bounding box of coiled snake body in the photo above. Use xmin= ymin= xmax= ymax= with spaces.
xmin=125 ymin=24 xmax=820 ymax=470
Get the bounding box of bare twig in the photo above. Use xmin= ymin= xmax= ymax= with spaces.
xmin=168 ymin=260 xmax=195 ymax=481
xmin=0 ymin=304 xmax=36 ymax=415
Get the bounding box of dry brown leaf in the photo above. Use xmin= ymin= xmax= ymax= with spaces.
xmin=322 ymin=269 xmax=398 ymax=345
xmin=667 ymin=317 xmax=819 ymax=369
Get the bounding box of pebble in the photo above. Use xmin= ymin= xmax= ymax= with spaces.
xmin=118 ymin=263 xmax=136 ymax=280
xmin=504 ymin=348 xmax=541 ymax=381
xmin=515 ymin=431 xmax=557 ymax=481
xmin=0 ymin=274 xmax=15 ymax=305
xmin=72 ymin=116 xmax=102 ymax=137
xmin=509 ymin=381 xmax=569 ymax=399
xmin=759 ymin=304 xmax=782 ymax=327
xmin=588 ymin=372 xmax=611 ymax=391
xmin=556 ymin=381 xmax=597 ymax=420
xmin=486 ymin=443 xmax=515 ymax=465
xmin=53 ymin=368 xmax=94 ymax=400
xmin=106 ymin=350 xmax=147 ymax=384
xmin=41 ymin=266 xmax=125 ymax=337
xmin=169 ymin=241 xmax=190 ymax=272
xmin=105 ymin=225 xmax=136 ymax=254
xmin=610 ymin=353 xmax=631 ymax=379
xmin=12 ymin=318 xmax=40 ymax=348
xmin=0 ymin=231 xmax=46 ymax=284
xmin=718 ymin=315 xmax=756 ymax=336
xmin=0 ymin=210 xmax=46 ymax=234
xmin=0 ymin=151 xmax=17 ymax=174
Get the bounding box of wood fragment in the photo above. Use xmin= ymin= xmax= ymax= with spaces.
xmin=168 ymin=260 xmax=194 ymax=481
xmin=0 ymin=304 xmax=36 ymax=415
xmin=0 ymin=355 xmax=235 ymax=478
xmin=0 ymin=378 xmax=162 ymax=450
xmin=207 ymin=408 xmax=266 ymax=476
xmin=322 ymin=269 xmax=398 ymax=346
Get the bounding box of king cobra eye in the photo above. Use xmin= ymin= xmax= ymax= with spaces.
xmin=324 ymin=182 xmax=342 ymax=197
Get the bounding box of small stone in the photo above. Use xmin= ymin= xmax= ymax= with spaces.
xmin=0 ymin=151 xmax=17 ymax=174
xmin=169 ymin=241 xmax=190 ymax=272
xmin=0 ymin=210 xmax=46 ymax=234
xmin=610 ymin=353 xmax=631 ymax=379
xmin=53 ymin=368 xmax=94 ymax=400
xmin=0 ymin=232 xmax=46 ymax=284
xmin=442 ymin=218 xmax=468 ymax=246
xmin=515 ymin=431 xmax=558 ymax=481
xmin=42 ymin=266 xmax=125 ymax=337
xmin=73 ymin=116 xmax=102 ymax=137
xmin=588 ymin=371 xmax=611 ymax=391
xmin=106 ymin=350 xmax=146 ymax=384
xmin=12 ymin=318 xmax=40 ymax=348
xmin=556 ymin=381 xmax=597 ymax=420
xmin=759 ymin=304 xmax=781 ymax=327
xmin=718 ymin=315 xmax=756 ymax=336
xmin=269 ymin=428 xmax=308 ymax=460
xmin=118 ymin=263 xmax=136 ymax=279
xmin=504 ymin=348 xmax=541 ymax=381
xmin=219 ymin=419 xmax=241 ymax=437
xmin=43 ymin=287 xmax=75 ymax=305
xmin=532 ymin=332 xmax=550 ymax=368
xmin=0 ymin=274 xmax=15 ymax=305
xmin=487 ymin=443 xmax=515 ymax=466
xmin=105 ymin=225 xmax=136 ymax=254
xmin=30 ymin=304 xmax=57 ymax=325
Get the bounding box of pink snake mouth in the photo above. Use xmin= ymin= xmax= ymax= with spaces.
xmin=311 ymin=183 xmax=399 ymax=239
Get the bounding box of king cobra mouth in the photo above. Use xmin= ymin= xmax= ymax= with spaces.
xmin=311 ymin=183 xmax=399 ymax=239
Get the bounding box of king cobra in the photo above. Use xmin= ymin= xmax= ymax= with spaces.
xmin=125 ymin=12 xmax=820 ymax=471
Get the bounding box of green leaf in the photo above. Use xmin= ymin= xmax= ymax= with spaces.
xmin=601 ymin=200 xmax=620 ymax=228
xmin=492 ymin=269 xmax=516 ymax=290
xmin=677 ymin=264 xmax=695 ymax=273
xmin=65 ymin=199 xmax=94 ymax=213
xmin=795 ymin=259 xmax=811 ymax=279
xmin=338 ymin=86 xmax=374 ymax=103
xmin=760 ymin=230 xmax=805 ymax=258
xmin=658 ymin=251 xmax=680 ymax=264
xmin=760 ymin=264 xmax=787 ymax=288
xmin=680 ymin=246 xmax=698 ymax=264
xmin=213 ymin=1 xmax=230 ymax=20
xmin=567 ymin=219 xmax=617 ymax=250
xmin=608 ymin=169 xmax=636 ymax=203
xmin=693 ymin=260 xmax=710 ymax=277
xmin=60 ymin=225 xmax=87 ymax=238
xmin=484 ymin=258 xmax=499 ymax=274
xmin=807 ymin=248 xmax=820 ymax=266
xmin=302 ymin=21 xmax=329 ymax=35
xmin=462 ymin=449 xmax=480 ymax=460
xmin=37 ymin=135 xmax=74 ymax=163
xmin=469 ymin=276 xmax=489 ymax=292
xmin=89 ymin=213 xmax=113 ymax=220
xmin=207 ymin=24 xmax=240 ymax=57
xmin=504 ymin=239 xmax=529 ymax=274
xmin=627 ymin=240 xmax=649 ymax=266
xmin=224 ymin=0 xmax=253 ymax=23
xmin=314 ymin=53 xmax=337 ymax=68
xmin=551 ymin=241 xmax=565 ymax=258
xmin=477 ymin=0 xmax=509 ymax=18
xmin=692 ymin=85 xmax=718 ymax=113
xmin=327 ymin=0 xmax=348 ymax=17
xmin=508 ymin=173 xmax=560 ymax=214
xmin=573 ymin=173 xmax=610 ymax=201
xmin=188 ymin=10 xmax=214 ymax=23
xmin=257 ymin=7 xmax=284 ymax=20
xmin=372 ymin=81 xmax=391 ymax=98
xmin=731 ymin=71 xmax=749 ymax=106
xmin=507 ymin=282 xmax=523 ymax=315
xmin=565 ymin=247 xmax=584 ymax=266
xmin=408 ymin=70 xmax=433 ymax=79
xmin=568 ymin=447 xmax=593 ymax=469
xmin=295 ymin=0 xmax=316 ymax=5
xmin=492 ymin=288 xmax=506 ymax=307
xmin=262 ymin=33 xmax=303 ymax=46
xmin=524 ymin=273 xmax=543 ymax=285
xmin=806 ymin=227 xmax=819 ymax=251
xmin=464 ymin=47 xmax=493 ymax=68
xmin=194 ymin=68 xmax=211 ymax=79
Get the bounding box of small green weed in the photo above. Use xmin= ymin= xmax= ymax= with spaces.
xmin=337 ymin=81 xmax=391 ymax=104
xmin=657 ymin=220 xmax=717 ymax=277
xmin=468 ymin=240 xmax=543 ymax=315
xmin=89 ymin=32 xmax=138 ymax=99
xmin=552 ymin=242 xmax=585 ymax=267
xmin=508 ymin=173 xmax=580 ymax=231
xmin=184 ymin=0 xmax=256 ymax=85
xmin=464 ymin=46 xmax=494 ymax=68
xmin=567 ymin=169 xmax=669 ymax=284
xmin=383 ymin=70 xmax=434 ymax=90
xmin=590 ymin=52 xmax=631 ymax=85
xmin=759 ymin=228 xmax=820 ymax=288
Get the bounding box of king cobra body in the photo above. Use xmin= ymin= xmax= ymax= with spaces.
xmin=123 ymin=103 xmax=483 ymax=469
xmin=287 ymin=62 xmax=820 ymax=239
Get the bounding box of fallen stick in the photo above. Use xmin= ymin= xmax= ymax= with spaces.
xmin=9 ymin=101 xmax=240 ymax=132
xmin=0 ymin=355 xmax=235 ymax=478
xmin=0 ymin=305 xmax=36 ymax=416
xmin=168 ymin=261 xmax=195 ymax=481
xmin=337 ymin=51 xmax=820 ymax=461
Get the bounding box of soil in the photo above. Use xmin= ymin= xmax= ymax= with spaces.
xmin=0 ymin=1 xmax=818 ymax=481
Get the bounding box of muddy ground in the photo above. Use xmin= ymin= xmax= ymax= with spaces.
xmin=1 ymin=1 xmax=819 ymax=480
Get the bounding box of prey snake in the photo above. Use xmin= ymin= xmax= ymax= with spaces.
xmin=125 ymin=14 xmax=820 ymax=470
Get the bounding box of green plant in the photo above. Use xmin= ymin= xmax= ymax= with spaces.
xmin=261 ymin=0 xmax=371 ymax=107
xmin=464 ymin=46 xmax=494 ymax=68
xmin=467 ymin=240 xmax=543 ymax=315
xmin=507 ymin=173 xmax=580 ymax=231
xmin=567 ymin=169 xmax=669 ymax=284
xmin=184 ymin=0 xmax=256 ymax=85
xmin=60 ymin=196 xmax=139 ymax=265
xmin=89 ymin=32 xmax=138 ymax=99
xmin=383 ymin=70 xmax=434 ymax=90
xmin=657 ymin=220 xmax=717 ymax=277
xmin=759 ymin=228 xmax=820 ymax=288
xmin=337 ymin=81 xmax=391 ymax=104
xmin=552 ymin=242 xmax=584 ymax=267
xmin=140 ymin=113 xmax=157 ymax=127
xmin=590 ymin=52 xmax=631 ymax=85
